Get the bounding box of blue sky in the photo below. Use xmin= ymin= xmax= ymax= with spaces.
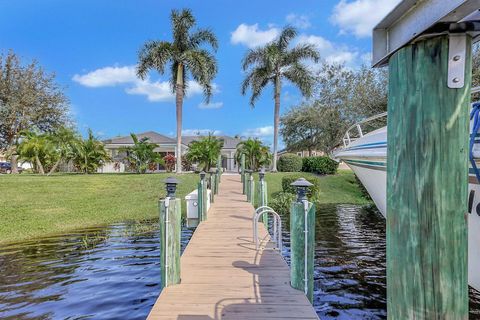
xmin=0 ymin=0 xmax=399 ymax=148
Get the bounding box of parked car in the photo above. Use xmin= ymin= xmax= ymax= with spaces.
xmin=0 ymin=162 xmax=23 ymax=174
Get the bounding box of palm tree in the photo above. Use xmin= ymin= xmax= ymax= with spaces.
xmin=46 ymin=127 xmax=79 ymax=175
xmin=241 ymin=26 xmax=320 ymax=171
xmin=235 ymin=138 xmax=272 ymax=171
xmin=17 ymin=131 xmax=50 ymax=175
xmin=72 ymin=130 xmax=110 ymax=174
xmin=186 ymin=134 xmax=223 ymax=171
xmin=120 ymin=133 xmax=163 ymax=173
xmin=136 ymin=8 xmax=218 ymax=174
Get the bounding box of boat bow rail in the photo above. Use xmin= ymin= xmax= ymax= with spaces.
xmin=342 ymin=112 xmax=387 ymax=148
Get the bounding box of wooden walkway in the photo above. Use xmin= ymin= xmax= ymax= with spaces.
xmin=147 ymin=174 xmax=319 ymax=320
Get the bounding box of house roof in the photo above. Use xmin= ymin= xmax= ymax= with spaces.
xmin=182 ymin=135 xmax=242 ymax=149
xmin=104 ymin=131 xmax=177 ymax=145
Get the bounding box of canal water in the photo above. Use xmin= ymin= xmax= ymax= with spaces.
xmin=0 ymin=206 xmax=479 ymax=319
xmin=0 ymin=222 xmax=193 ymax=320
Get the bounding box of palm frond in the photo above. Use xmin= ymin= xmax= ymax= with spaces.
xmin=242 ymin=47 xmax=267 ymax=71
xmin=283 ymin=62 xmax=315 ymax=97
xmin=171 ymin=9 xmax=195 ymax=50
xmin=189 ymin=28 xmax=218 ymax=51
xmin=284 ymin=43 xmax=320 ymax=65
xmin=183 ymin=49 xmax=217 ymax=102
xmin=136 ymin=41 xmax=172 ymax=79
xmin=241 ymin=67 xmax=271 ymax=107
xmin=277 ymin=26 xmax=297 ymax=50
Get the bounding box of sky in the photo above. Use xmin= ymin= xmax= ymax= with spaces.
xmin=0 ymin=0 xmax=400 ymax=148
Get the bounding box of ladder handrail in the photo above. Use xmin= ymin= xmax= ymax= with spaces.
xmin=253 ymin=208 xmax=282 ymax=252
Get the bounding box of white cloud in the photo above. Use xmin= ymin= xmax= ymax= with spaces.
xmin=286 ymin=14 xmax=311 ymax=29
xmin=72 ymin=65 xmax=138 ymax=87
xmin=73 ymin=65 xmax=215 ymax=102
xmin=198 ymin=101 xmax=223 ymax=109
xmin=330 ymin=0 xmax=401 ymax=37
xmin=297 ymin=34 xmax=359 ymax=66
xmin=182 ymin=129 xmax=222 ymax=136
xmin=231 ymin=24 xmax=279 ymax=48
xmin=242 ymin=126 xmax=274 ymax=138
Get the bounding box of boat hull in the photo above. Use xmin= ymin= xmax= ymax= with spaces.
xmin=335 ymin=126 xmax=480 ymax=291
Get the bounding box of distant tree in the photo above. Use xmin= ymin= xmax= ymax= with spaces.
xmin=0 ymin=51 xmax=69 ymax=173
xmin=120 ymin=133 xmax=163 ymax=173
xmin=280 ymin=104 xmax=322 ymax=156
xmin=72 ymin=130 xmax=110 ymax=174
xmin=136 ymin=8 xmax=218 ymax=174
xmin=185 ymin=134 xmax=223 ymax=171
xmin=241 ymin=26 xmax=320 ymax=172
xmin=235 ymin=138 xmax=272 ymax=171
xmin=46 ymin=127 xmax=79 ymax=175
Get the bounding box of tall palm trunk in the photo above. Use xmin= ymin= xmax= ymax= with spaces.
xmin=47 ymin=158 xmax=61 ymax=176
xmin=175 ymin=64 xmax=184 ymax=173
xmin=35 ymin=154 xmax=45 ymax=175
xmin=272 ymin=76 xmax=281 ymax=172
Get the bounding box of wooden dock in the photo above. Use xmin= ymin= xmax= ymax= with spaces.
xmin=148 ymin=174 xmax=319 ymax=320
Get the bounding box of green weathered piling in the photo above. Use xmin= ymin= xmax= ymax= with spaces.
xmin=241 ymin=154 xmax=246 ymax=194
xmin=387 ymin=35 xmax=470 ymax=318
xmin=217 ymin=155 xmax=222 ymax=182
xmin=258 ymin=177 xmax=268 ymax=225
xmin=290 ymin=200 xmax=315 ymax=302
xmin=247 ymin=174 xmax=254 ymax=203
xmin=209 ymin=174 xmax=215 ymax=203
xmin=159 ymin=197 xmax=181 ymax=289
xmin=245 ymin=171 xmax=251 ymax=200
xmin=215 ymin=169 xmax=220 ymax=195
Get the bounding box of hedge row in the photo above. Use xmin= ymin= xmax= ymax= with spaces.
xmin=277 ymin=153 xmax=338 ymax=175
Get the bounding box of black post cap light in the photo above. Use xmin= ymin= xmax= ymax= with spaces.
xmin=259 ymin=168 xmax=265 ymax=181
xmin=200 ymin=171 xmax=206 ymax=180
xmin=164 ymin=177 xmax=179 ymax=198
xmin=209 ymin=168 xmax=216 ymax=176
xmin=290 ymin=178 xmax=313 ymax=202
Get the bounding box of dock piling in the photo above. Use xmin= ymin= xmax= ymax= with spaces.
xmin=289 ymin=178 xmax=315 ymax=302
xmin=241 ymin=154 xmax=246 ymax=194
xmin=160 ymin=177 xmax=181 ymax=289
xmin=198 ymin=171 xmax=206 ymax=221
xmin=386 ymin=35 xmax=470 ymax=318
xmin=258 ymin=168 xmax=268 ymax=226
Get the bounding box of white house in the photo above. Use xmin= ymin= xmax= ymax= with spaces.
xmin=100 ymin=131 xmax=242 ymax=173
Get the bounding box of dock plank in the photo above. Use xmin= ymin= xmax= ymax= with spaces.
xmin=147 ymin=174 xmax=319 ymax=320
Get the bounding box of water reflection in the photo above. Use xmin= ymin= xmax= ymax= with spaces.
xmin=279 ymin=204 xmax=480 ymax=319
xmin=0 ymin=221 xmax=193 ymax=320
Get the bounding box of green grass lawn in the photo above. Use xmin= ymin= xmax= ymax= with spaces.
xmin=261 ymin=169 xmax=371 ymax=205
xmin=0 ymin=173 xmax=199 ymax=244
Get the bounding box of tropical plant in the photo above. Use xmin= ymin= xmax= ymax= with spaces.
xmin=241 ymin=26 xmax=320 ymax=171
xmin=163 ymin=154 xmax=176 ymax=172
xmin=120 ymin=133 xmax=163 ymax=173
xmin=235 ymin=138 xmax=272 ymax=171
xmin=185 ymin=134 xmax=223 ymax=171
xmin=72 ymin=130 xmax=111 ymax=174
xmin=0 ymin=51 xmax=70 ymax=173
xmin=46 ymin=127 xmax=79 ymax=175
xmin=136 ymin=8 xmax=218 ymax=174
xmin=17 ymin=128 xmax=78 ymax=175
xmin=17 ymin=131 xmax=52 ymax=175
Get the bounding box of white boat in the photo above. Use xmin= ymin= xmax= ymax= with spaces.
xmin=333 ymin=106 xmax=480 ymax=291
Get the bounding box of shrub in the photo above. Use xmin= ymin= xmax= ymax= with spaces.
xmin=163 ymin=154 xmax=176 ymax=172
xmin=269 ymin=191 xmax=296 ymax=216
xmin=281 ymin=174 xmax=320 ymax=199
xmin=302 ymin=156 xmax=338 ymax=175
xmin=277 ymin=153 xmax=302 ymax=172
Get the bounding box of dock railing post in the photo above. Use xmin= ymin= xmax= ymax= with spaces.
xmin=241 ymin=154 xmax=246 ymax=194
xmin=198 ymin=171 xmax=206 ymax=222
xmin=209 ymin=169 xmax=215 ymax=203
xmin=245 ymin=170 xmax=251 ymax=201
xmin=289 ymin=178 xmax=315 ymax=302
xmin=215 ymin=168 xmax=220 ymax=195
xmin=217 ymin=155 xmax=222 ymax=182
xmin=248 ymin=172 xmax=255 ymax=203
xmin=258 ymin=168 xmax=268 ymax=226
xmin=160 ymin=177 xmax=181 ymax=290
xmin=385 ymin=34 xmax=470 ymax=318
